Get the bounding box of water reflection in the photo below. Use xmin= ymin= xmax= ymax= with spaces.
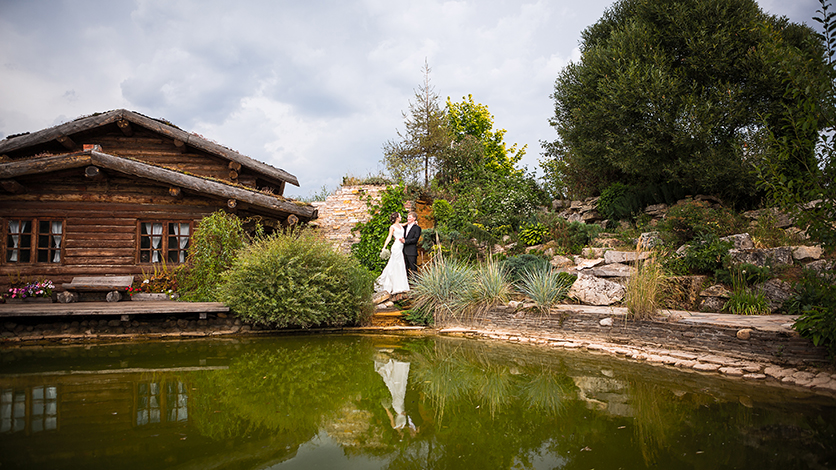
xmin=0 ymin=335 xmax=833 ymax=469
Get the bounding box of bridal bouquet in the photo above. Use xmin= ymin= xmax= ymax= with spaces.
xmin=379 ymin=248 xmax=391 ymax=260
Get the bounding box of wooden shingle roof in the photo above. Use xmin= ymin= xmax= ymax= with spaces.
xmin=0 ymin=109 xmax=300 ymax=187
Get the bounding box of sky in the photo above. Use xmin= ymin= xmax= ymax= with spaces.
xmin=0 ymin=0 xmax=824 ymax=198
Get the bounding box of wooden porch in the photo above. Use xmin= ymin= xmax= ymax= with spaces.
xmin=0 ymin=300 xmax=228 ymax=321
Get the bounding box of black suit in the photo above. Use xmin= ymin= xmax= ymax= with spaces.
xmin=403 ymin=223 xmax=421 ymax=276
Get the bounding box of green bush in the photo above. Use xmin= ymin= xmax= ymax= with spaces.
xmin=410 ymin=257 xmax=475 ymax=324
xmin=518 ymin=222 xmax=550 ymax=246
xmin=220 ymin=229 xmax=374 ymax=328
xmin=179 ymin=211 xmax=248 ymax=302
xmin=788 ymin=270 xmax=836 ymax=356
xmin=714 ymin=263 xmax=773 ymax=286
xmin=597 ymin=182 xmax=630 ymax=221
xmin=432 ymin=198 xmax=455 ymax=229
xmin=499 ymin=254 xmax=550 ymax=283
xmin=679 ymin=233 xmax=733 ymax=275
xmin=658 ymin=200 xmax=745 ymax=246
xmin=350 ymin=184 xmax=407 ymax=274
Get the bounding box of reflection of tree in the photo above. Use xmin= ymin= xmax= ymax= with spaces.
xmin=185 ymin=336 xmax=381 ymax=442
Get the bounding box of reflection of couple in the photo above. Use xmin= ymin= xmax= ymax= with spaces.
xmin=375 ymin=357 xmax=417 ymax=435
xmin=375 ymin=211 xmax=421 ymax=295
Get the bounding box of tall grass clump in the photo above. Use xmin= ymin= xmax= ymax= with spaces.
xmin=179 ymin=211 xmax=248 ymax=301
xmin=411 ymin=257 xmax=474 ymax=324
xmin=724 ymin=266 xmax=769 ymax=315
xmin=466 ymin=259 xmax=513 ymax=314
xmin=625 ymin=254 xmax=667 ymax=320
xmin=219 ymin=229 xmax=374 ymax=328
xmin=517 ymin=266 xmax=574 ymax=313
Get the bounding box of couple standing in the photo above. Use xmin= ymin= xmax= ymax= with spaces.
xmin=375 ymin=212 xmax=421 ymax=295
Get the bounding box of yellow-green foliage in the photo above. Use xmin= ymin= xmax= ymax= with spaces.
xmin=626 ymin=254 xmax=667 ymax=320
xmin=220 ymin=229 xmax=374 ymax=328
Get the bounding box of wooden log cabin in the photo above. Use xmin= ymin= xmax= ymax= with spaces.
xmin=0 ymin=109 xmax=317 ymax=292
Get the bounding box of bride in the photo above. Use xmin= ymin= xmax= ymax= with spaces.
xmin=375 ymin=212 xmax=410 ymax=295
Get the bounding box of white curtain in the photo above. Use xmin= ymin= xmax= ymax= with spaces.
xmin=51 ymin=221 xmax=62 ymax=263
xmin=176 ymin=223 xmax=190 ymax=262
xmin=143 ymin=222 xmax=164 ymax=262
xmin=8 ymin=220 xmax=19 ymax=262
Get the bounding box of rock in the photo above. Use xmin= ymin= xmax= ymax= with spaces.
xmin=784 ymin=227 xmax=809 ymax=241
xmin=604 ymin=250 xmax=651 ymax=264
xmin=372 ymin=292 xmax=391 ymax=304
xmin=508 ymin=300 xmax=523 ymax=309
xmin=804 ymin=259 xmax=835 ymax=279
xmin=791 ymin=245 xmax=823 ymax=262
xmin=552 ymin=199 xmax=571 ymax=210
xmin=56 ymin=291 xmax=77 ymax=303
xmin=550 ymin=255 xmax=574 ymax=268
xmin=719 ymin=233 xmax=754 ymax=250
xmin=700 ymin=284 xmax=731 ymax=298
xmin=736 ymin=329 xmax=752 ymax=340
xmin=699 ymin=297 xmax=726 ymax=312
xmin=727 ymin=247 xmax=793 ymax=268
xmin=593 ymin=237 xmax=622 ymax=248
xmin=674 ymin=244 xmax=690 ymax=257
xmin=637 ymin=231 xmax=664 ymax=250
xmin=599 ymin=317 xmax=614 ymax=326
xmin=741 ymin=207 xmax=794 ymax=228
xmin=644 ymin=203 xmax=668 ymax=217
xmin=754 ymin=278 xmax=795 ymax=312
xmin=574 ymin=257 xmax=605 ymax=270
xmin=568 ymin=274 xmax=626 ymax=306
xmin=582 ymin=247 xmax=608 ymax=258
xmin=590 ymin=263 xmax=632 ymax=278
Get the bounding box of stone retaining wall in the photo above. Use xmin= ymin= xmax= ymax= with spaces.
xmin=310 ymin=185 xmax=388 ymax=254
xmin=467 ymin=306 xmax=829 ymax=365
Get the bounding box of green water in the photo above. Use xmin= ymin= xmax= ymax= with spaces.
xmin=0 ymin=334 xmax=834 ymax=469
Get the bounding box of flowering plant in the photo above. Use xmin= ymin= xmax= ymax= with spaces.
xmin=5 ymin=280 xmax=54 ymax=299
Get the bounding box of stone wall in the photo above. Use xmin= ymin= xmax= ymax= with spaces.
xmin=310 ymin=185 xmax=389 ymax=254
xmin=465 ymin=306 xmax=829 ymax=366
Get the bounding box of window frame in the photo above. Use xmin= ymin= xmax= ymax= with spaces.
xmin=137 ymin=220 xmax=193 ymax=265
xmin=3 ymin=218 xmax=65 ymax=265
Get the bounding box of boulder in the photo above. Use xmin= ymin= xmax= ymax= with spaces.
xmin=582 ymin=247 xmax=608 ymax=258
xmin=568 ymin=274 xmax=625 ymax=306
xmin=803 ymin=259 xmax=836 ymax=280
xmin=637 ymin=231 xmax=664 ymax=250
xmin=574 ymin=257 xmax=605 ymax=270
xmin=373 ymin=292 xmax=391 ymax=305
xmin=728 ymin=247 xmax=793 ymax=268
xmin=590 ymin=263 xmax=632 ymax=278
xmin=644 ymin=203 xmax=668 ymax=217
xmin=719 ymin=233 xmax=754 ymax=250
xmin=604 ymin=250 xmax=651 ymax=264
xmin=550 ymin=255 xmax=574 ymax=268
xmin=700 ymin=284 xmax=731 ymax=298
xmin=754 ymin=278 xmax=795 ymax=313
xmin=699 ymin=296 xmax=727 ymax=312
xmin=791 ymin=245 xmax=823 ymax=262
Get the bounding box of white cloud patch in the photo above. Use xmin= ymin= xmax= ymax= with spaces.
xmin=0 ymin=0 xmax=825 ymax=196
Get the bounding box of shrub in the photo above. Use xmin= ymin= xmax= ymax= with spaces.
xmin=516 ymin=266 xmax=575 ymax=313
xmin=219 ymin=229 xmax=374 ymax=328
xmin=432 ymin=198 xmax=455 ymax=229
xmin=179 ymin=211 xmax=248 ymax=301
xmin=625 ymin=254 xmax=667 ymax=320
xmin=518 ymin=222 xmax=550 ymax=246
xmin=350 ymin=184 xmax=407 ymax=274
xmin=658 ymin=200 xmax=745 ymax=246
xmin=714 ymin=263 xmax=772 ymax=286
xmin=597 ymin=182 xmax=630 ymax=221
xmin=499 ymin=254 xmax=550 ymax=283
xmin=788 ymin=269 xmax=836 ymax=356
xmin=679 ymin=233 xmax=733 ymax=275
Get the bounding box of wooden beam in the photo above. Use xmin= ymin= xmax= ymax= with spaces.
xmin=117 ymin=119 xmax=133 ymax=136
xmin=0 ymin=152 xmax=93 ymax=179
xmin=84 ymin=165 xmax=104 ymax=180
xmin=173 ymin=139 xmax=186 ymax=153
xmin=228 ymin=161 xmax=242 ymax=171
xmin=229 ymin=169 xmax=239 ymax=181
xmin=56 ymin=135 xmax=77 ymax=150
xmin=0 ymin=179 xmax=25 ymax=194
xmin=227 ymin=198 xmax=237 ymax=209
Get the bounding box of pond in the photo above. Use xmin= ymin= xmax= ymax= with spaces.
xmin=0 ymin=334 xmax=834 ymax=469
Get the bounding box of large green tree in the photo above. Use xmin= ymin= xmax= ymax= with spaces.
xmin=544 ymin=0 xmax=828 ymax=204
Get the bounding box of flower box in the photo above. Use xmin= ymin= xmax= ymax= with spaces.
xmin=5 ymin=297 xmax=54 ymax=303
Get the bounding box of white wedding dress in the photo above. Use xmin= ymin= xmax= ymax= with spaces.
xmin=375 ymin=224 xmax=410 ymax=294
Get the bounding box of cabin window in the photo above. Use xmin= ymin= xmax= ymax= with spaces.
xmin=139 ymin=221 xmax=191 ymax=264
xmin=4 ymin=219 xmax=63 ymax=264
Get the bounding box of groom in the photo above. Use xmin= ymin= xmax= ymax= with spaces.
xmin=401 ymin=212 xmax=421 ymax=277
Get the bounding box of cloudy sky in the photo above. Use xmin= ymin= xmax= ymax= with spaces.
xmin=0 ymin=0 xmax=823 ymax=198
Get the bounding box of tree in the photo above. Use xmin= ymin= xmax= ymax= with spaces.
xmin=382 ymin=60 xmax=451 ymax=187
xmin=543 ymin=0 xmax=829 ymax=206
